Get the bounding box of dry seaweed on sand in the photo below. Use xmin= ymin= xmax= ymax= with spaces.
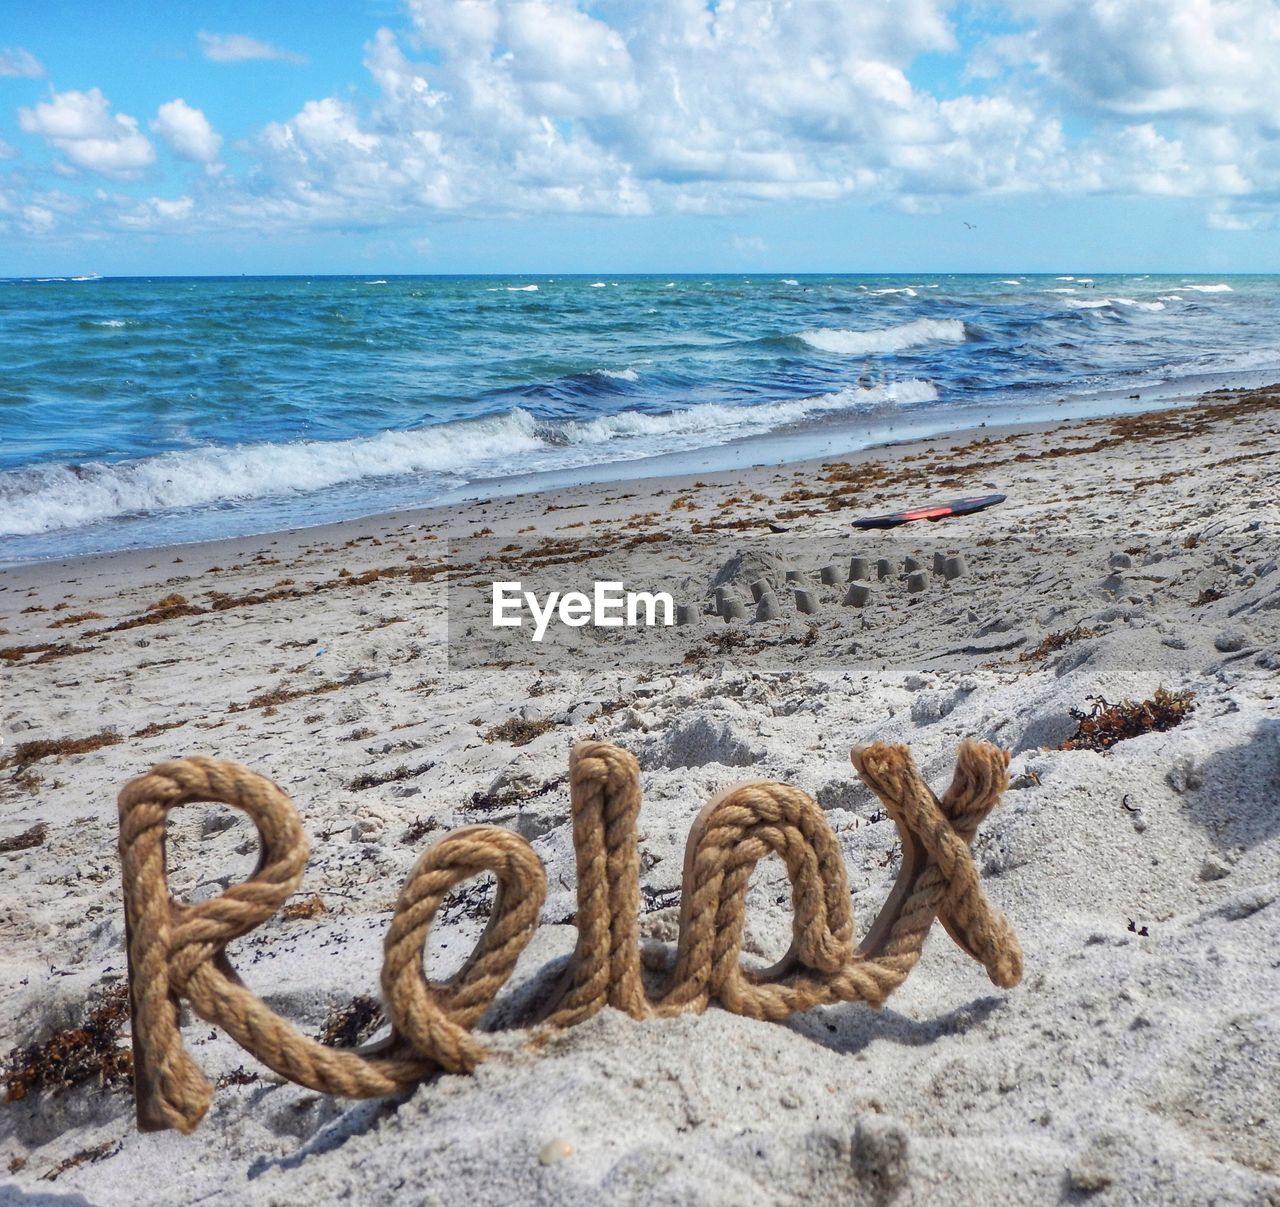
xmin=1060 ymin=688 xmax=1196 ymax=752
xmin=317 ymin=996 xmax=386 ymax=1049
xmin=40 ymin=1140 xmax=121 ymax=1182
xmin=1020 ymin=624 xmax=1098 ymax=662
xmin=280 ymin=894 xmax=328 ymax=921
xmin=3 ymin=984 xmax=133 ymax=1103
xmin=215 ymin=1066 xmax=261 ymax=1089
xmin=683 ymin=628 xmax=750 ymax=663
xmin=0 ymin=731 xmax=122 ymax=769
xmin=401 ymin=816 xmax=441 ymax=845
xmin=347 ymin=761 xmax=434 ymax=790
xmin=482 ymin=717 xmax=557 ymax=746
xmin=0 ymin=822 xmax=48 ymax=853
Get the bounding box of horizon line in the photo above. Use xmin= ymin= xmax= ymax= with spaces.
xmin=2 ymin=269 xmax=1266 ymax=280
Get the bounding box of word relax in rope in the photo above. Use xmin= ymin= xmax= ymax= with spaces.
xmin=118 ymin=738 xmax=1022 ymax=1134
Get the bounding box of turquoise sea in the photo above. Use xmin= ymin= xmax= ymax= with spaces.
xmin=2 ymin=273 xmax=1279 ymax=565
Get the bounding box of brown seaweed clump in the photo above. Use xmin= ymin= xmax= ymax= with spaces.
xmin=317 ymin=996 xmax=386 ymax=1049
xmin=482 ymin=717 xmax=557 ymax=747
xmin=1020 ymin=625 xmax=1098 ymax=663
xmin=280 ymin=894 xmax=328 ymax=921
xmin=0 ymin=822 xmax=48 ymax=853
xmin=1061 ymin=688 xmax=1196 ymax=752
xmin=0 ymin=731 xmax=122 ymax=769
xmin=3 ymin=984 xmax=133 ymax=1103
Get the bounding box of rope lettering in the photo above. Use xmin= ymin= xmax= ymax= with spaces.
xmin=118 ymin=739 xmax=1022 ymax=1133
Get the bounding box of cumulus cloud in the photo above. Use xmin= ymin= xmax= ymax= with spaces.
xmin=213 ymin=0 xmax=1279 ymax=233
xmin=9 ymin=0 xmax=1280 ymax=238
xmin=198 ymin=31 xmax=307 ymax=64
xmin=0 ymin=47 xmax=44 ymax=77
xmin=151 ymin=99 xmax=222 ymax=164
xmin=973 ymin=0 xmax=1280 ymax=224
xmin=985 ymin=0 xmax=1280 ymax=123
xmin=117 ymin=195 xmax=196 ymax=229
xmin=244 ymin=0 xmax=1004 ymax=223
xmin=18 ymin=88 xmax=155 ymax=178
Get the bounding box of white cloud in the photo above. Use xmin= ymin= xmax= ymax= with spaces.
xmin=240 ymin=0 xmax=975 ymax=223
xmin=0 ymin=47 xmax=43 ymax=78
xmin=0 ymin=138 xmax=16 ymax=161
xmin=9 ymin=0 xmax=1280 ymax=238
xmin=989 ymin=0 xmax=1280 ymax=123
xmin=198 ymin=31 xmax=307 ymax=64
xmin=117 ymin=195 xmax=196 ymax=229
xmin=1207 ymin=201 xmax=1275 ymax=232
xmin=151 ymin=99 xmax=222 ymax=164
xmin=219 ymin=0 xmax=1280 ymax=231
xmin=18 ymin=88 xmax=155 ymax=178
xmin=22 ymin=204 xmax=55 ymax=232
xmin=975 ymin=0 xmax=1280 ymax=226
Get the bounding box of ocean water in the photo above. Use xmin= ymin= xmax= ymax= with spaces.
xmin=2 ymin=273 xmax=1279 ymax=566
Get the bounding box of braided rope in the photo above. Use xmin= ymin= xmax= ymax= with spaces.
xmin=118 ymin=738 xmax=1021 ymax=1133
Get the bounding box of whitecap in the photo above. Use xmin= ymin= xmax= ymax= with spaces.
xmin=871 ymin=286 xmax=918 ymax=296
xmin=1064 ymin=297 xmax=1164 ymax=312
xmin=1056 ymin=276 xmax=1075 ymax=281
xmin=1184 ymin=283 xmax=1232 ymax=293
xmin=590 ymin=282 xmax=608 ymax=288
xmin=0 ymin=413 xmax=547 ymax=538
xmin=562 ymin=379 xmax=939 ymax=445
xmin=366 ymin=279 xmax=387 ymax=285
xmin=90 ymin=319 xmax=128 ymax=328
xmin=506 ymin=284 xmax=539 ymax=292
xmin=781 ymin=279 xmax=800 ymax=286
xmin=799 ymin=317 xmax=967 ymax=356
xmin=590 ymin=367 xmax=639 ymax=382
xmin=0 ymin=381 xmax=939 ymax=537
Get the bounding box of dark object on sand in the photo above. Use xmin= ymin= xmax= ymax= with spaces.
xmin=3 ymin=983 xmax=133 ymax=1103
xmin=852 ymin=492 xmax=1007 ymax=529
xmin=1060 ymin=688 xmax=1196 ymax=752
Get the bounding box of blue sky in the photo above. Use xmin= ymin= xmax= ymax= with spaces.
xmin=2 ymin=0 xmax=1278 ymax=274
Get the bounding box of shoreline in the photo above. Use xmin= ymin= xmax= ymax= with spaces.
xmin=4 ymin=374 xmax=1278 ymax=584
xmin=2 ymin=381 xmax=1278 ymax=1202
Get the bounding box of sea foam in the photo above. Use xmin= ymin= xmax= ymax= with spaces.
xmin=1064 ymin=297 xmax=1165 ymax=312
xmin=0 ymin=380 xmax=937 ymax=537
xmin=0 ymin=415 xmax=545 ymax=537
xmin=799 ymin=317 xmax=967 ymax=356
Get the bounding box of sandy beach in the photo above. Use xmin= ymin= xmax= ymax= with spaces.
xmin=2 ymin=385 xmax=1279 ymax=1204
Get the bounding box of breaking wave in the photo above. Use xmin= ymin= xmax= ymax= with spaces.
xmin=0 ymin=379 xmax=937 ymax=537
xmin=1064 ymin=297 xmax=1166 ymax=313
xmin=799 ymin=317 xmax=968 ymax=356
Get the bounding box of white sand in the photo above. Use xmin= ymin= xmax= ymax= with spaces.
xmin=2 ymin=389 xmax=1278 ymax=1203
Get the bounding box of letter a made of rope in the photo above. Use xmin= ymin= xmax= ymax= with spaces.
xmin=117 ymin=739 xmax=1022 ymax=1134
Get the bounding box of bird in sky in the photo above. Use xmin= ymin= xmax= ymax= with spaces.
xmin=963 ymin=221 xmax=977 ymax=230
